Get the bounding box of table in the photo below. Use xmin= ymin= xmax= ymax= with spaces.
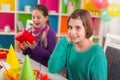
xmin=17 ymin=52 xmax=68 ymax=80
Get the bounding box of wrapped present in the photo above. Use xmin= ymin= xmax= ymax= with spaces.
xmin=15 ymin=30 xmax=36 ymax=43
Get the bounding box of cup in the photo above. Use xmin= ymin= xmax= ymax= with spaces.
xmin=1 ymin=4 xmax=10 ymax=11
xmin=4 ymin=25 xmax=10 ymax=33
xmin=67 ymin=2 xmax=75 ymax=14
xmin=24 ymin=5 xmax=31 ymax=12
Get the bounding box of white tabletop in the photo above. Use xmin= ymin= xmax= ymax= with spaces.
xmin=17 ymin=52 xmax=68 ymax=80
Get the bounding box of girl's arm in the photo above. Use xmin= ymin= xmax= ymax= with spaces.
xmin=48 ymin=37 xmax=69 ymax=73
xmin=22 ymin=28 xmax=56 ymax=58
xmin=91 ymin=56 xmax=107 ymax=80
xmin=22 ymin=48 xmax=32 ymax=55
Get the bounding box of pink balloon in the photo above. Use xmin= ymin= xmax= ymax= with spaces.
xmin=92 ymin=0 xmax=109 ymax=9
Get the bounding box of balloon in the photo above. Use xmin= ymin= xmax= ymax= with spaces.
xmin=100 ymin=10 xmax=111 ymax=22
xmin=107 ymin=3 xmax=120 ymax=17
xmin=64 ymin=0 xmax=68 ymax=5
xmin=92 ymin=0 xmax=109 ymax=9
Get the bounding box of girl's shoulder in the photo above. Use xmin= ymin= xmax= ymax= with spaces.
xmin=91 ymin=44 xmax=106 ymax=61
xmin=48 ymin=28 xmax=56 ymax=34
xmin=91 ymin=44 xmax=103 ymax=51
xmin=87 ymin=44 xmax=105 ymax=57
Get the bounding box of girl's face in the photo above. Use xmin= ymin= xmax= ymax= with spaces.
xmin=68 ymin=18 xmax=86 ymax=43
xmin=32 ymin=9 xmax=48 ymax=28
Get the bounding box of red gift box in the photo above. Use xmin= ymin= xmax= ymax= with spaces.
xmin=15 ymin=30 xmax=36 ymax=43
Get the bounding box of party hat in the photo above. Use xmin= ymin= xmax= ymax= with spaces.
xmin=19 ymin=55 xmax=35 ymax=80
xmin=6 ymin=44 xmax=20 ymax=70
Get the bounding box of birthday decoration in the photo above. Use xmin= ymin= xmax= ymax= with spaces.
xmin=4 ymin=44 xmax=21 ymax=80
xmin=64 ymin=0 xmax=68 ymax=5
xmin=19 ymin=55 xmax=35 ymax=80
xmin=1 ymin=46 xmax=50 ymax=80
xmin=107 ymin=3 xmax=120 ymax=17
xmin=40 ymin=72 xmax=50 ymax=80
xmin=0 ymin=44 xmax=9 ymax=58
xmin=34 ymin=70 xmax=50 ymax=80
xmin=0 ymin=61 xmax=11 ymax=80
xmin=4 ymin=69 xmax=21 ymax=80
xmin=90 ymin=0 xmax=120 ymax=22
xmin=100 ymin=9 xmax=111 ymax=22
xmin=0 ymin=49 xmax=8 ymax=58
xmin=92 ymin=0 xmax=109 ymax=9
xmin=6 ymin=44 xmax=20 ymax=70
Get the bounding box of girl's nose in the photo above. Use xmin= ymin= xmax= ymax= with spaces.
xmin=33 ymin=17 xmax=38 ymax=22
xmin=34 ymin=18 xmax=38 ymax=22
xmin=70 ymin=28 xmax=76 ymax=35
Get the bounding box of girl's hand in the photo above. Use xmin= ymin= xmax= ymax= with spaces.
xmin=66 ymin=29 xmax=71 ymax=42
xmin=25 ymin=41 xmax=37 ymax=49
xmin=20 ymin=42 xmax=28 ymax=50
xmin=66 ymin=33 xmax=71 ymax=42
xmin=20 ymin=41 xmax=37 ymax=50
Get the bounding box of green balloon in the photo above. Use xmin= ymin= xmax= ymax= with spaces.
xmin=100 ymin=10 xmax=111 ymax=22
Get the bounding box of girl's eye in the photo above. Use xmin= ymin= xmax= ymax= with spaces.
xmin=75 ymin=26 xmax=80 ymax=30
xmin=68 ymin=26 xmax=72 ymax=30
xmin=37 ymin=16 xmax=40 ymax=19
xmin=32 ymin=16 xmax=35 ymax=19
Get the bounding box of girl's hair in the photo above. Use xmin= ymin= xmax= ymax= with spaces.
xmin=32 ymin=4 xmax=50 ymax=26
xmin=67 ymin=9 xmax=93 ymax=39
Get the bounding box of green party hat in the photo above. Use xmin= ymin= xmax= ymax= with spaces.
xmin=19 ymin=55 xmax=35 ymax=80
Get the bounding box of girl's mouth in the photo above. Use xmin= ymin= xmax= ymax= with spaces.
xmin=34 ymin=23 xmax=40 ymax=28
xmin=35 ymin=23 xmax=39 ymax=26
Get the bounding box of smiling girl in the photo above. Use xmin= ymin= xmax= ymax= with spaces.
xmin=20 ymin=4 xmax=56 ymax=67
xmin=48 ymin=9 xmax=107 ymax=80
